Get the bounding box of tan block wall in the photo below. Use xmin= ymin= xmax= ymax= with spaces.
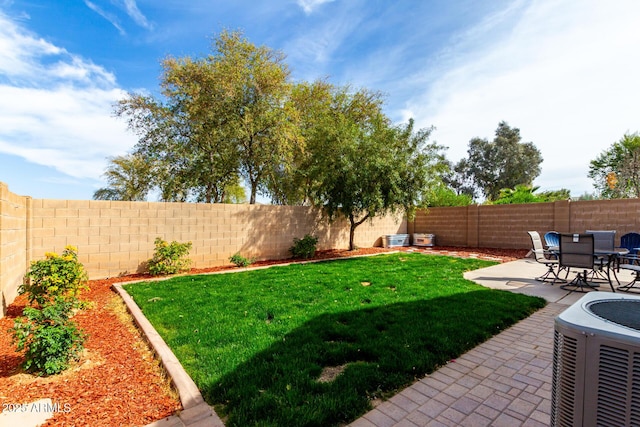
xmin=28 ymin=200 xmax=406 ymax=280
xmin=477 ymin=203 xmax=555 ymax=249
xmin=568 ymin=199 xmax=640 ymax=235
xmin=413 ymin=206 xmax=468 ymax=246
xmin=413 ymin=198 xmax=640 ymax=249
xmin=0 ymin=183 xmax=30 ymax=314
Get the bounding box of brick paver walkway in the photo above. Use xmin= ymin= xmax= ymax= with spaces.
xmin=348 ymin=302 xmax=564 ymax=427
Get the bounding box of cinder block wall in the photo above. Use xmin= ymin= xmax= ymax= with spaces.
xmin=413 ymin=206 xmax=468 ymax=247
xmin=28 ymin=200 xmax=405 ymax=280
xmin=569 ymin=199 xmax=640 ymax=233
xmin=0 ymin=183 xmax=30 ymax=314
xmin=477 ymin=203 xmax=555 ymax=249
xmin=413 ymin=199 xmax=640 ymax=249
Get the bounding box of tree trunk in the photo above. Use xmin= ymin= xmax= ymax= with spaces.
xmin=250 ymin=183 xmax=257 ymax=204
xmin=205 ymin=182 xmax=213 ymax=204
xmin=349 ymin=221 xmax=356 ymax=251
xmin=348 ymin=213 xmax=370 ymax=251
xmin=247 ymin=171 xmax=258 ymax=204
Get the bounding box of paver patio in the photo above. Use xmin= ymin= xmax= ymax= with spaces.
xmin=348 ymin=257 xmax=633 ymax=427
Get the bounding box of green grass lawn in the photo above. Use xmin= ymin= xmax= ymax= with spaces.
xmin=124 ymin=252 xmax=545 ymax=427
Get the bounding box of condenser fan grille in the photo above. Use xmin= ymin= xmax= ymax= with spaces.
xmin=588 ymin=300 xmax=640 ymax=331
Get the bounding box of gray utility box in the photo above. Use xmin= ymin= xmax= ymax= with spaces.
xmin=413 ymin=233 xmax=435 ymax=247
xmin=382 ymin=234 xmax=410 ymax=248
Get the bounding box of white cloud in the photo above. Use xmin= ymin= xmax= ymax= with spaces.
xmin=49 ymin=56 xmax=117 ymax=87
xmin=296 ymin=0 xmax=335 ymax=15
xmin=84 ymin=0 xmax=153 ymax=34
xmin=121 ymin=0 xmax=153 ymax=30
xmin=0 ymin=12 xmax=117 ymax=88
xmin=291 ymin=16 xmax=358 ymax=64
xmin=285 ymin=2 xmax=363 ymax=80
xmin=0 ymin=12 xmax=136 ymax=181
xmin=84 ymin=1 xmax=125 ymax=35
xmin=401 ymin=0 xmax=640 ymax=196
xmin=0 ymin=16 xmax=63 ymax=80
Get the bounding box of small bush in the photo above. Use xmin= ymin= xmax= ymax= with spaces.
xmin=14 ymin=247 xmax=89 ymax=376
xmin=229 ymin=253 xmax=253 ymax=268
xmin=21 ymin=245 xmax=88 ymax=307
xmin=289 ymin=234 xmax=319 ymax=259
xmin=13 ymin=297 xmax=85 ymax=376
xmin=148 ymin=237 xmax=192 ymax=276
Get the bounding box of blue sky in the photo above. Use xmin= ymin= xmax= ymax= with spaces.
xmin=1 ymin=0 xmax=639 ymax=201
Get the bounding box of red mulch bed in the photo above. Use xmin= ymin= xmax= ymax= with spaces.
xmin=0 ymin=246 xmax=526 ymax=426
xmin=0 ymin=280 xmax=181 ymax=426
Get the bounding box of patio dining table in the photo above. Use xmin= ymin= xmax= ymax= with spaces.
xmin=548 ymin=246 xmax=629 ymax=292
xmin=594 ymin=248 xmax=629 ymax=291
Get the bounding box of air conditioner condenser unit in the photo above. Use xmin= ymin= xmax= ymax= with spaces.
xmin=552 ymin=292 xmax=640 ymax=427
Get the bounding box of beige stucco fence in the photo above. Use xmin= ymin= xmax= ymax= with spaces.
xmin=5 ymin=179 xmax=640 ymax=318
xmin=0 ymin=182 xmax=405 ymax=317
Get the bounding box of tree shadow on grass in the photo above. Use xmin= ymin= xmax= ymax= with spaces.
xmin=203 ymin=290 xmax=545 ymax=427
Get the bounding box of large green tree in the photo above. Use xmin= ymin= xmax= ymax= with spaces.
xmin=211 ymin=30 xmax=300 ymax=204
xmin=456 ymin=121 xmax=543 ymax=201
xmin=306 ymin=86 xmax=446 ymax=250
xmin=440 ymin=159 xmax=476 ymax=200
xmin=115 ymin=30 xmax=297 ymax=204
xmin=115 ymin=72 xmax=239 ymax=202
xmin=264 ymin=79 xmax=339 ymax=206
xmin=93 ymin=154 xmax=153 ymax=201
xmin=588 ymin=132 xmax=640 ymax=198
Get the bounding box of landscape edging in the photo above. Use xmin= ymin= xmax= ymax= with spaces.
xmin=112 ymin=283 xmax=224 ymax=427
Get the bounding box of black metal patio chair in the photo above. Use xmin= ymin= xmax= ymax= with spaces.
xmin=559 ymin=233 xmax=598 ymax=292
xmin=586 ymin=230 xmax=616 ymax=282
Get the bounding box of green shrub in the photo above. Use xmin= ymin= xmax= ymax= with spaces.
xmin=15 ymin=247 xmax=89 ymax=376
xmin=13 ymin=297 xmax=85 ymax=376
xmin=229 ymin=253 xmax=253 ymax=268
xmin=14 ymin=247 xmax=89 ymax=376
xmin=148 ymin=237 xmax=192 ymax=276
xmin=289 ymin=234 xmax=319 ymax=259
xmin=21 ymin=245 xmax=88 ymax=307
